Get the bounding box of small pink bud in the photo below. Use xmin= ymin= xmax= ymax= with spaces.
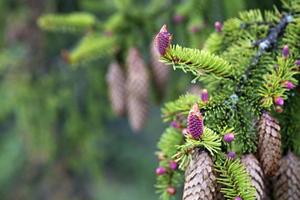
xmin=166 ymin=186 xmax=176 ymax=195
xmin=214 ymin=21 xmax=222 ymax=32
xmin=187 ymin=103 xmax=204 ymax=139
xmin=173 ymin=15 xmax=184 ymax=24
xmin=169 ymin=161 xmax=178 ymax=170
xmin=282 ymin=45 xmax=289 ymax=57
xmin=275 ymin=106 xmax=283 ymax=113
xmin=201 ymin=89 xmax=209 ymax=102
xmin=234 ymin=197 xmax=242 ymax=200
xmin=224 ymin=133 xmax=235 ymax=143
xmin=154 ymin=25 xmax=172 ymax=56
xmin=190 ymin=25 xmax=200 ymax=33
xmin=227 ymin=151 xmax=236 ymax=159
xmin=283 ymin=81 xmax=295 ymax=90
xmin=274 ymin=96 xmax=284 ymax=106
xmin=156 ymin=166 xmax=166 ymax=175
xmin=170 ymin=121 xmax=181 ymax=129
xmin=296 ymin=60 xmax=300 ymax=66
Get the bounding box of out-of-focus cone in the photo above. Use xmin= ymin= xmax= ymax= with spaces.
xmin=183 ymin=150 xmax=217 ymax=200
xmin=257 ymin=112 xmax=281 ymax=176
xmin=187 ymin=85 xmax=202 ymax=95
xmin=126 ymin=48 xmax=149 ymax=132
xmin=150 ymin=41 xmax=170 ymax=98
xmin=106 ymin=61 xmax=126 ymax=116
xmin=274 ymin=151 xmax=300 ymax=200
xmin=241 ymin=154 xmax=265 ymax=200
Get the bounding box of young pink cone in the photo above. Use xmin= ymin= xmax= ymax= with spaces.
xmin=201 ymin=89 xmax=209 ymax=103
xmin=154 ymin=25 xmax=172 ymax=56
xmin=283 ymin=80 xmax=295 ymax=90
xmin=274 ymin=96 xmax=284 ymax=106
xmin=187 ymin=103 xmax=204 ymax=139
xmin=224 ymin=133 xmax=235 ymax=143
xmin=156 ymin=166 xmax=166 ymax=175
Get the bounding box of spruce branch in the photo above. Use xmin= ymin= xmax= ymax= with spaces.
xmin=161 ymin=44 xmax=235 ymax=80
xmin=38 ymin=12 xmax=97 ymax=33
xmin=215 ymin=159 xmax=256 ymax=200
xmin=173 ymin=127 xmax=222 ymax=170
xmin=66 ymin=33 xmax=116 ymax=64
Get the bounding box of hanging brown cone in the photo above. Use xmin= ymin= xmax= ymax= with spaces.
xmin=126 ymin=48 xmax=149 ymax=132
xmin=126 ymin=96 xmax=148 ymax=132
xmin=183 ymin=150 xmax=217 ymax=200
xmin=241 ymin=154 xmax=265 ymax=200
xmin=106 ymin=61 xmax=126 ymax=116
xmin=257 ymin=112 xmax=281 ymax=176
xmin=274 ymin=151 xmax=300 ymax=200
xmin=150 ymin=41 xmax=170 ymax=96
xmin=126 ymin=47 xmax=150 ymax=99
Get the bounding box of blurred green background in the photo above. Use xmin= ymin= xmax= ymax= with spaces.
xmin=0 ymin=0 xmax=281 ymax=199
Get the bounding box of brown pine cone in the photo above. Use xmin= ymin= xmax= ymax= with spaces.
xmin=241 ymin=154 xmax=265 ymax=200
xmin=106 ymin=61 xmax=126 ymax=116
xmin=126 ymin=96 xmax=148 ymax=132
xmin=126 ymin=47 xmax=150 ymax=99
xmin=257 ymin=112 xmax=281 ymax=176
xmin=274 ymin=151 xmax=300 ymax=200
xmin=183 ymin=150 xmax=217 ymax=200
xmin=126 ymin=48 xmax=149 ymax=132
xmin=150 ymin=41 xmax=170 ymax=95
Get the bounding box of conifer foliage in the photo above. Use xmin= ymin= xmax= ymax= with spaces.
xmin=154 ymin=0 xmax=300 ymax=199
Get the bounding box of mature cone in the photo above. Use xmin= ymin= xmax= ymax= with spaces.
xmin=126 ymin=47 xmax=150 ymax=99
xmin=106 ymin=61 xmax=126 ymax=116
xmin=183 ymin=150 xmax=217 ymax=200
xmin=126 ymin=48 xmax=149 ymax=131
xmin=241 ymin=154 xmax=265 ymax=200
xmin=150 ymin=41 xmax=170 ymax=96
xmin=274 ymin=152 xmax=300 ymax=200
xmin=257 ymin=112 xmax=281 ymax=176
xmin=126 ymin=96 xmax=148 ymax=132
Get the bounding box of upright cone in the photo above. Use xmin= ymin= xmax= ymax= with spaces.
xmin=241 ymin=154 xmax=265 ymax=200
xmin=106 ymin=61 xmax=126 ymax=116
xmin=183 ymin=150 xmax=217 ymax=200
xmin=257 ymin=112 xmax=281 ymax=176
xmin=274 ymin=152 xmax=300 ymax=200
xmin=126 ymin=48 xmax=149 ymax=132
xmin=150 ymin=41 xmax=170 ymax=97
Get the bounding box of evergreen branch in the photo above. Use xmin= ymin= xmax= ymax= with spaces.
xmin=161 ymin=44 xmax=235 ymax=79
xmin=215 ymin=159 xmax=256 ymax=200
xmin=258 ymin=57 xmax=299 ymax=108
xmin=67 ymin=33 xmax=116 ymax=64
xmin=173 ymin=127 xmax=222 ymax=170
xmin=38 ymin=12 xmax=97 ymax=33
xmin=157 ymin=127 xmax=184 ymax=158
xmin=162 ymin=94 xmax=200 ymax=122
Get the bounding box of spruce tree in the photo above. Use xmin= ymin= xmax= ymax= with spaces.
xmin=154 ymin=0 xmax=300 ymax=199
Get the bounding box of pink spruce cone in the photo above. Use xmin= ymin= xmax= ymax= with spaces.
xmin=283 ymin=80 xmax=295 ymax=90
xmin=201 ymin=89 xmax=209 ymax=103
xmin=214 ymin=21 xmax=223 ymax=32
xmin=156 ymin=166 xmax=166 ymax=175
xmin=154 ymin=25 xmax=172 ymax=56
xmin=187 ymin=103 xmax=204 ymax=139
xmin=274 ymin=96 xmax=284 ymax=106
xmin=282 ymin=45 xmax=289 ymax=57
xmin=224 ymin=133 xmax=235 ymax=143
